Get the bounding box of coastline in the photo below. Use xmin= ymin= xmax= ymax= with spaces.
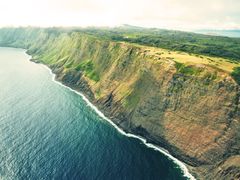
xmin=24 ymin=50 xmax=196 ymax=180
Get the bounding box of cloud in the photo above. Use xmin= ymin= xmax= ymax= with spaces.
xmin=0 ymin=0 xmax=239 ymax=29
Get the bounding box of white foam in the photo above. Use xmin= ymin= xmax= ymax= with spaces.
xmin=27 ymin=54 xmax=196 ymax=180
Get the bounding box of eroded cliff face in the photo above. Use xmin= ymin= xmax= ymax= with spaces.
xmin=0 ymin=29 xmax=239 ymax=179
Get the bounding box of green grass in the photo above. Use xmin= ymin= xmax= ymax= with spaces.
xmin=0 ymin=26 xmax=239 ymax=84
xmin=75 ymin=60 xmax=100 ymax=82
xmin=175 ymin=62 xmax=185 ymax=70
xmin=73 ymin=26 xmax=240 ymax=62
xmin=231 ymin=67 xmax=240 ymax=85
xmin=174 ymin=62 xmax=202 ymax=75
xmin=123 ymin=70 xmax=151 ymax=109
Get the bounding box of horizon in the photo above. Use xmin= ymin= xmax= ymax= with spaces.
xmin=1 ymin=24 xmax=240 ymax=32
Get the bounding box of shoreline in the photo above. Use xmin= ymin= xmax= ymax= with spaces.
xmin=24 ymin=50 xmax=196 ymax=180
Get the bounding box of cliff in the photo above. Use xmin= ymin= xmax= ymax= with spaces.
xmin=0 ymin=28 xmax=239 ymax=179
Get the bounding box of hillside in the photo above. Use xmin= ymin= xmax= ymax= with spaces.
xmin=0 ymin=27 xmax=239 ymax=179
xmin=74 ymin=25 xmax=240 ymax=62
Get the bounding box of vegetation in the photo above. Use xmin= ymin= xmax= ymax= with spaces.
xmin=123 ymin=70 xmax=151 ymax=109
xmin=231 ymin=67 xmax=240 ymax=85
xmin=174 ymin=62 xmax=202 ymax=75
xmin=74 ymin=25 xmax=240 ymax=62
xmin=1 ymin=25 xmax=239 ymax=62
xmin=76 ymin=60 xmax=100 ymax=82
xmin=0 ymin=26 xmax=239 ymax=84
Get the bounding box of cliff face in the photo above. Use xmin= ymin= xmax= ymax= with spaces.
xmin=0 ymin=28 xmax=239 ymax=179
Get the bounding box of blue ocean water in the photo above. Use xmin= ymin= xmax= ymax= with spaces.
xmin=195 ymin=30 xmax=240 ymax=38
xmin=0 ymin=47 xmax=188 ymax=180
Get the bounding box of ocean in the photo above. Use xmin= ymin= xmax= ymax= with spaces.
xmin=195 ymin=30 xmax=240 ymax=38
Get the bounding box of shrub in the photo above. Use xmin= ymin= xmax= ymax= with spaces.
xmin=231 ymin=67 xmax=240 ymax=85
xmin=75 ymin=60 xmax=100 ymax=82
xmin=174 ymin=62 xmax=201 ymax=75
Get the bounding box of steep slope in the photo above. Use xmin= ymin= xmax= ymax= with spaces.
xmin=0 ymin=28 xmax=239 ymax=179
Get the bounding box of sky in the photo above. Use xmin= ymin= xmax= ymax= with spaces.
xmin=0 ymin=0 xmax=239 ymax=30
